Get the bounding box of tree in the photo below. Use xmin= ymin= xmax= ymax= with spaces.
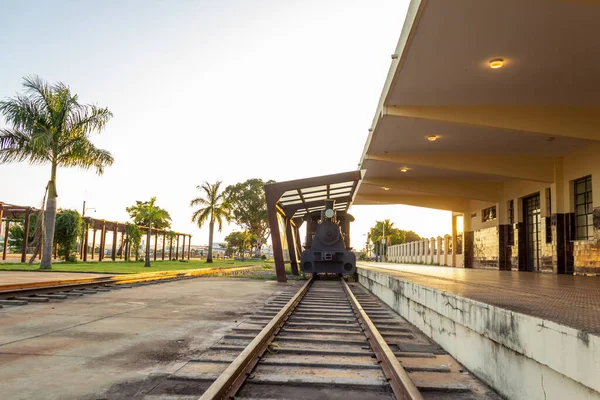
xmin=224 ymin=231 xmax=252 ymax=260
xmin=369 ymin=219 xmax=407 ymax=259
xmin=7 ymin=216 xmax=37 ymax=253
xmin=224 ymin=178 xmax=274 ymax=257
xmin=126 ymin=197 xmax=171 ymax=267
xmin=190 ymin=181 xmax=231 ymax=263
xmin=54 ymin=209 xmax=82 ymax=262
xmin=166 ymin=231 xmax=177 ymax=260
xmin=0 ymin=76 xmax=113 ymax=269
xmin=403 ymin=230 xmax=422 ymax=243
xmin=125 ymin=224 xmax=142 ymax=261
xmin=126 ymin=199 xmax=172 ymax=229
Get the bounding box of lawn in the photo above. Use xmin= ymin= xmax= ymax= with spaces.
xmin=0 ymin=259 xmax=262 ymax=274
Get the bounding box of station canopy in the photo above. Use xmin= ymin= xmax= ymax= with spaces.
xmin=356 ymin=0 xmax=600 ymax=211
xmin=266 ymin=170 xmax=362 ymax=221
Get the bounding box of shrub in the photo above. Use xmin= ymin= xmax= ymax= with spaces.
xmin=54 ymin=210 xmax=82 ymax=262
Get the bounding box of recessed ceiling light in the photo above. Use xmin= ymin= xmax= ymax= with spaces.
xmin=427 ymin=135 xmax=438 ymax=141
xmin=382 ymin=186 xmax=390 ymax=191
xmin=489 ymin=58 xmax=504 ymax=69
xmin=400 ymin=168 xmax=409 ymax=173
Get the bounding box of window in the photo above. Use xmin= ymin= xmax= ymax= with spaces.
xmin=545 ymin=188 xmax=552 ymax=243
xmin=574 ymin=176 xmax=593 ymax=240
xmin=545 ymin=188 xmax=552 ymax=216
xmin=482 ymin=206 xmax=497 ymax=222
xmin=507 ymin=200 xmax=515 ymax=245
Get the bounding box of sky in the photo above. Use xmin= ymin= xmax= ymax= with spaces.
xmin=0 ymin=0 xmax=451 ymax=250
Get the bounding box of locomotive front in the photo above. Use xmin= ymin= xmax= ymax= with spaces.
xmin=300 ymin=199 xmax=356 ymax=275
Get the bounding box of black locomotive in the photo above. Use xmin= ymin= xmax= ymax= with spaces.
xmin=300 ymin=199 xmax=356 ymax=275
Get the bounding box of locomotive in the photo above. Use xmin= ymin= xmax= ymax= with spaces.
xmin=300 ymin=199 xmax=356 ymax=275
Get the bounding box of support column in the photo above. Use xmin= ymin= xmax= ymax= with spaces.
xmin=444 ymin=235 xmax=450 ymax=266
xmin=266 ymin=198 xmax=287 ymax=283
xmin=181 ymin=233 xmax=185 ymax=261
xmin=21 ymin=208 xmax=31 ymax=263
xmin=154 ymin=230 xmax=158 ymax=261
xmin=162 ymin=232 xmax=166 ymax=260
xmin=430 ymin=237 xmax=435 ymax=264
xmin=187 ymin=235 xmax=191 ymax=260
xmin=452 ymin=215 xmax=458 ymax=267
xmin=99 ymin=222 xmax=106 ymax=262
xmin=83 ymin=222 xmax=89 ymax=261
xmin=286 ymin=220 xmax=299 ymax=275
xmin=111 ymin=223 xmax=118 ymax=261
xmin=119 ymin=229 xmax=124 ymax=259
xmin=176 ymin=235 xmax=180 ymax=260
xmin=553 ymin=159 xmax=572 ymax=274
xmin=294 ymin=226 xmax=303 ymax=260
xmin=463 ymin=213 xmax=473 ymax=268
xmin=437 ymin=236 xmax=442 ymax=265
xmin=91 ymin=228 xmax=96 ymax=259
xmin=3 ymin=220 xmax=10 ymax=260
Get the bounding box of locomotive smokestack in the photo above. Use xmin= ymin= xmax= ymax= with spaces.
xmin=324 ymin=199 xmax=336 ymax=221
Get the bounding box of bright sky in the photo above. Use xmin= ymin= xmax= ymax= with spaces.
xmin=0 ymin=0 xmax=451 ymax=250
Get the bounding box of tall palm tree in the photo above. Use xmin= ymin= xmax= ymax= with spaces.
xmin=0 ymin=76 xmax=113 ymax=269
xmin=190 ymin=181 xmax=231 ymax=263
xmin=127 ymin=197 xmax=171 ymax=267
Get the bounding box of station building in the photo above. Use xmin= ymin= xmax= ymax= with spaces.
xmin=355 ymin=0 xmax=600 ymax=276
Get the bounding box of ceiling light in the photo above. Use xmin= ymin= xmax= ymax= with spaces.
xmin=382 ymin=187 xmax=390 ymax=191
xmin=489 ymin=58 xmax=504 ymax=69
xmin=427 ymin=135 xmax=438 ymax=141
xmin=400 ymin=168 xmax=409 ymax=172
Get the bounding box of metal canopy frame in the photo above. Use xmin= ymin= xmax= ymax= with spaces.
xmin=264 ymin=171 xmax=362 ymax=282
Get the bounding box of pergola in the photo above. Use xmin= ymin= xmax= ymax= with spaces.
xmin=0 ymin=202 xmax=192 ymax=263
xmin=264 ymin=171 xmax=362 ymax=282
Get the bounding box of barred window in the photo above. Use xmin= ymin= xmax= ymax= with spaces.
xmin=545 ymin=188 xmax=552 ymax=243
xmin=507 ymin=200 xmax=515 ymax=246
xmin=574 ymin=176 xmax=593 ymax=240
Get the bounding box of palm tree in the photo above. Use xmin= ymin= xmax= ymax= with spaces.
xmin=126 ymin=197 xmax=171 ymax=267
xmin=190 ymin=181 xmax=231 ymax=263
xmin=0 ymin=76 xmax=113 ymax=269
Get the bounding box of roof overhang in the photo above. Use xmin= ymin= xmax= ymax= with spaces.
xmin=264 ymin=170 xmax=363 ymax=221
xmin=357 ymin=0 xmax=600 ymax=209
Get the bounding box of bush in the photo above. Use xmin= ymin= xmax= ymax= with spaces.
xmin=54 ymin=210 xmax=82 ymax=262
xmin=260 ymin=254 xmax=267 ymax=260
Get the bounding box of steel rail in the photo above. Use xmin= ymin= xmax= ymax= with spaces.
xmin=342 ymin=279 xmax=424 ymax=400
xmin=199 ymin=276 xmax=314 ymax=400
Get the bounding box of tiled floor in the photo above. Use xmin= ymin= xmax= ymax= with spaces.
xmin=359 ymin=262 xmax=600 ymax=335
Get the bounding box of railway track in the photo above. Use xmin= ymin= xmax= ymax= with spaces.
xmin=156 ymin=277 xmax=499 ymax=400
xmin=0 ymin=265 xmax=261 ymax=307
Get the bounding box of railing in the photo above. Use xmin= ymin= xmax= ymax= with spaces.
xmin=386 ymin=235 xmax=464 ymax=267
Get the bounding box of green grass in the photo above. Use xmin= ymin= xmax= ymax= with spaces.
xmin=232 ymin=263 xmax=306 ymax=280
xmin=0 ymin=259 xmax=261 ymax=274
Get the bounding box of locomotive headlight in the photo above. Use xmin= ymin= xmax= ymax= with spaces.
xmin=325 ymin=209 xmax=334 ymax=219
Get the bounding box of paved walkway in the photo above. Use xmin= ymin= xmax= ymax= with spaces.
xmin=0 ymin=277 xmax=299 ymax=400
xmin=0 ymin=271 xmax=112 ymax=286
xmin=358 ymin=262 xmax=600 ymax=335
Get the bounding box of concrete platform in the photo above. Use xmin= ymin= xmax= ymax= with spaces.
xmin=0 ymin=277 xmax=300 ymax=400
xmin=0 ymin=270 xmax=112 ymax=286
xmin=358 ymin=263 xmax=600 ymax=400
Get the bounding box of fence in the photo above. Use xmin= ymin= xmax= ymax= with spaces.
xmin=387 ymin=235 xmax=464 ymax=267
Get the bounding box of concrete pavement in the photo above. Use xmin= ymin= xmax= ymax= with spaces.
xmin=0 ymin=277 xmax=301 ymax=400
